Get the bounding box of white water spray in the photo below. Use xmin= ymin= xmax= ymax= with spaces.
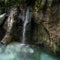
xmin=0 ymin=13 xmax=6 ymax=25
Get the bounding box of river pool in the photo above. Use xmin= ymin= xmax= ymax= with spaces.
xmin=0 ymin=43 xmax=60 ymax=60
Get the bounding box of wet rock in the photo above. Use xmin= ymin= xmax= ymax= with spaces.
xmin=31 ymin=0 xmax=60 ymax=53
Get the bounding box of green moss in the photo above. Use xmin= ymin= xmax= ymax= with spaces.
xmin=56 ymin=46 xmax=60 ymax=52
xmin=34 ymin=0 xmax=46 ymax=11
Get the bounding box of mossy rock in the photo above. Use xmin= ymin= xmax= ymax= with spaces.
xmin=31 ymin=22 xmax=50 ymax=44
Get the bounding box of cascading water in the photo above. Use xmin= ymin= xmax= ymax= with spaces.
xmin=0 ymin=13 xmax=6 ymax=25
xmin=22 ymin=8 xmax=31 ymax=43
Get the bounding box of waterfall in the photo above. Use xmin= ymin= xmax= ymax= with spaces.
xmin=22 ymin=8 xmax=31 ymax=43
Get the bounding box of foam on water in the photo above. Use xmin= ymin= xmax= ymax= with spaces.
xmin=0 ymin=43 xmax=60 ymax=60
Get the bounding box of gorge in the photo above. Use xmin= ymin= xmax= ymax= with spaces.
xmin=0 ymin=0 xmax=60 ymax=60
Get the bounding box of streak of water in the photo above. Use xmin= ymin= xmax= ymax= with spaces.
xmin=22 ymin=8 xmax=31 ymax=43
xmin=7 ymin=9 xmax=15 ymax=32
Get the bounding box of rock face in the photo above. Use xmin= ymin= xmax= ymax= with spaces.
xmin=32 ymin=0 xmax=60 ymax=53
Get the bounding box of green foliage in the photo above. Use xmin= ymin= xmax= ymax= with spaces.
xmin=0 ymin=0 xmax=32 ymax=13
xmin=34 ymin=0 xmax=46 ymax=11
xmin=0 ymin=0 xmax=5 ymax=14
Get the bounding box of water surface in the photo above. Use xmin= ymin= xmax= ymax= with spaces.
xmin=0 ymin=43 xmax=60 ymax=60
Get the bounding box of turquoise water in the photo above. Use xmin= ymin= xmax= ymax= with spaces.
xmin=0 ymin=43 xmax=60 ymax=60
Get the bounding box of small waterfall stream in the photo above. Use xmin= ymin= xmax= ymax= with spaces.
xmin=22 ymin=8 xmax=31 ymax=43
xmin=0 ymin=13 xmax=6 ymax=25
